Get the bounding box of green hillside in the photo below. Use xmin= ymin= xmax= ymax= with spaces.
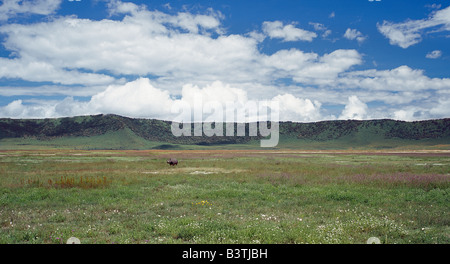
xmin=0 ymin=114 xmax=449 ymax=150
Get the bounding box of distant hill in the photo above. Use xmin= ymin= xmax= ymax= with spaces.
xmin=0 ymin=114 xmax=449 ymax=150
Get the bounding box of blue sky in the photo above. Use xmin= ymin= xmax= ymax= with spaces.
xmin=0 ymin=0 xmax=449 ymax=121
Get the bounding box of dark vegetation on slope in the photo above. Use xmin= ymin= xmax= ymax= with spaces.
xmin=0 ymin=114 xmax=448 ymax=149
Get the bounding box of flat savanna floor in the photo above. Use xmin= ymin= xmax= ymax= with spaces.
xmin=0 ymin=149 xmax=449 ymax=244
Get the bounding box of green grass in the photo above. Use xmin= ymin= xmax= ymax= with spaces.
xmin=0 ymin=128 xmax=164 ymax=150
xmin=0 ymin=149 xmax=449 ymax=244
xmin=0 ymin=128 xmax=263 ymax=150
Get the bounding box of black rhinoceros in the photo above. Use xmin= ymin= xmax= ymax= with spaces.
xmin=167 ymin=158 xmax=178 ymax=166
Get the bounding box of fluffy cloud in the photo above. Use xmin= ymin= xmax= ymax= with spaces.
xmin=290 ymin=49 xmax=363 ymax=85
xmin=0 ymin=99 xmax=62 ymax=118
xmin=339 ymin=96 xmax=368 ymax=120
xmin=0 ymin=78 xmax=323 ymax=122
xmin=0 ymin=5 xmax=363 ymax=91
xmin=377 ymin=21 xmax=422 ymax=48
xmin=309 ymin=22 xmax=332 ymax=38
xmin=262 ymin=21 xmax=317 ymax=42
xmin=0 ymin=99 xmax=25 ymax=116
xmin=89 ymin=78 xmax=174 ymax=119
xmin=260 ymin=48 xmax=362 ymax=86
xmin=272 ymin=94 xmax=322 ymax=121
xmin=0 ymin=1 xmax=366 ymax=121
xmin=108 ymin=0 xmax=224 ymax=35
xmin=392 ymin=97 xmax=450 ymax=121
xmin=0 ymin=58 xmax=118 ymax=86
xmin=2 ymin=75 xmax=448 ymax=122
xmin=0 ymin=0 xmax=449 ymax=122
xmin=343 ymin=28 xmax=366 ymax=44
xmin=393 ymin=109 xmax=417 ymax=121
xmin=429 ymin=98 xmax=450 ymax=116
xmin=426 ymin=50 xmax=442 ymax=59
xmin=0 ymin=0 xmax=61 ymax=21
xmin=1 ymin=15 xmax=222 ymax=76
xmin=339 ymin=65 xmax=450 ymax=92
xmin=377 ymin=6 xmax=450 ymax=48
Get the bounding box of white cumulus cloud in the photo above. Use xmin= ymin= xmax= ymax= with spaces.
xmin=344 ymin=28 xmax=366 ymax=44
xmin=0 ymin=0 xmax=61 ymax=21
xmin=377 ymin=6 xmax=450 ymax=48
xmin=339 ymin=96 xmax=368 ymax=120
xmin=89 ymin=78 xmax=174 ymax=119
xmin=309 ymin=22 xmax=332 ymax=38
xmin=0 ymin=6 xmax=364 ymax=91
xmin=339 ymin=65 xmax=450 ymax=92
xmin=426 ymin=50 xmax=442 ymax=59
xmin=262 ymin=21 xmax=317 ymax=42
xmin=0 ymin=0 xmax=449 ymax=122
xmin=0 ymin=78 xmax=324 ymax=122
xmin=272 ymin=94 xmax=322 ymax=122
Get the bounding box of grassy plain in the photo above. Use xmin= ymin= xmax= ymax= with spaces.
xmin=0 ymin=149 xmax=449 ymax=244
